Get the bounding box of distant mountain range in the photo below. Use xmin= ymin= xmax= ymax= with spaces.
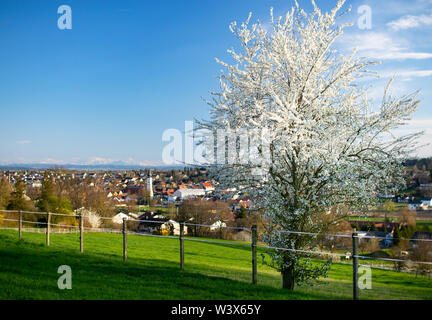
xmin=0 ymin=163 xmax=187 ymax=171
xmin=1 ymin=157 xmax=430 ymax=171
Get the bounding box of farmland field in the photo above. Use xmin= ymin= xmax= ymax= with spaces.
xmin=0 ymin=229 xmax=431 ymax=300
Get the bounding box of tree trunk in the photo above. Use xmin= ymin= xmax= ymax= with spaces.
xmin=282 ymin=266 xmax=295 ymax=290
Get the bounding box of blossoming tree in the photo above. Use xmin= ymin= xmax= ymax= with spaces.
xmin=198 ymin=0 xmax=422 ymax=289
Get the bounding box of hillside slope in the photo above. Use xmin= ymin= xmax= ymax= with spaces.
xmin=0 ymin=230 xmax=430 ymax=300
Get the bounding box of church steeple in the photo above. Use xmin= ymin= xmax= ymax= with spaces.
xmin=146 ymin=170 xmax=154 ymax=200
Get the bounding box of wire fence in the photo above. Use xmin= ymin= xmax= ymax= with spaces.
xmin=0 ymin=209 xmax=431 ymax=299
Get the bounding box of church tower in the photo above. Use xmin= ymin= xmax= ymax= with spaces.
xmin=146 ymin=170 xmax=154 ymax=200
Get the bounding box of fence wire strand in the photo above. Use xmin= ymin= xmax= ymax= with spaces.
xmin=1 ymin=209 xmax=432 ymax=242
xmin=1 ymin=209 xmax=432 ymax=267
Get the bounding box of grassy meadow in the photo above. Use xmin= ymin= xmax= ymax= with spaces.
xmin=0 ymin=229 xmax=431 ymax=300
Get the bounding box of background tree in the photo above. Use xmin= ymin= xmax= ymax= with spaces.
xmin=398 ymin=210 xmax=416 ymax=228
xmin=382 ymin=200 xmax=396 ymax=213
xmin=7 ymin=179 xmax=33 ymax=211
xmin=166 ymin=202 xmax=177 ymax=219
xmin=389 ymin=239 xmax=410 ymax=271
xmin=36 ymin=175 xmax=74 ymax=225
xmin=58 ymin=175 xmax=115 ymax=218
xmin=316 ymin=214 xmax=353 ymax=252
xmin=236 ymin=206 xmax=248 ymax=219
xmin=420 ymin=188 xmax=432 ymax=198
xmin=358 ymin=238 xmax=380 ymax=254
xmin=400 ymin=225 xmax=416 ymax=240
xmin=0 ymin=178 xmax=12 ymax=210
xmin=137 ymin=187 xmax=151 ymax=206
xmin=176 ymin=199 xmax=231 ymax=237
xmin=198 ymin=0 xmax=421 ymax=289
xmin=411 ymin=238 xmax=432 ymax=278
xmin=392 ymin=226 xmax=401 ymax=246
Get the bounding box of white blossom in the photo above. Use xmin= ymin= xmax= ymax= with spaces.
xmin=198 ymin=0 xmax=422 ymax=288
xmin=75 ymin=207 xmax=101 ymax=229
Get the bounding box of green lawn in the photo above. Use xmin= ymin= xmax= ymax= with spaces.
xmin=0 ymin=229 xmax=431 ymax=300
xmin=138 ymin=205 xmax=169 ymax=213
xmin=345 ymin=216 xmax=432 ymax=227
xmin=417 ymin=221 xmax=432 ymax=227
xmin=345 ymin=216 xmax=397 ymax=222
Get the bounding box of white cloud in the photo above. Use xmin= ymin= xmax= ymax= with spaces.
xmin=387 ymin=13 xmax=432 ymax=30
xmin=379 ymin=69 xmax=432 ymax=81
xmin=0 ymin=157 xmax=163 ymax=166
xmin=393 ymin=118 xmax=432 ymax=157
xmin=88 ymin=157 xmax=114 ymax=165
xmin=39 ymin=158 xmax=67 ymax=165
xmin=16 ymin=140 xmax=31 ymax=145
xmin=412 ymin=135 xmax=432 ymax=158
xmin=395 ymin=70 xmax=432 ymax=77
xmin=400 ymin=119 xmax=432 ymax=134
xmin=88 ymin=157 xmax=138 ymax=165
xmin=340 ymin=32 xmax=432 ymax=60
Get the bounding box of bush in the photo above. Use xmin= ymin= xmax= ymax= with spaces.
xmin=359 ymin=238 xmax=380 ymax=254
xmin=411 ymin=240 xmax=432 ymax=277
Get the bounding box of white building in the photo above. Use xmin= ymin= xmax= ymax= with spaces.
xmin=128 ymin=213 xmax=139 ymax=219
xmin=160 ymin=220 xmax=188 ymax=236
xmin=409 ymin=200 xmax=430 ymax=211
xmin=209 ymin=220 xmax=226 ymax=231
xmin=112 ymin=212 xmax=133 ymax=224
xmin=201 ymin=182 xmax=215 ymax=193
xmin=172 ymin=188 xmax=205 ymax=199
xmin=421 ymin=199 xmax=432 ymax=207
xmin=167 ymin=195 xmax=178 ymax=203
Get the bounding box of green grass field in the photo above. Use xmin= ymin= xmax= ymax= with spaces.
xmin=345 ymin=216 xmax=432 ymax=227
xmin=0 ymin=229 xmax=431 ymax=300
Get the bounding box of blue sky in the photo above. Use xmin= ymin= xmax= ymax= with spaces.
xmin=0 ymin=0 xmax=431 ymax=165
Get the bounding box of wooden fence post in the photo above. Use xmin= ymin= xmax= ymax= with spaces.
xmin=123 ymin=218 xmax=127 ymax=262
xmin=46 ymin=212 xmax=51 ymax=246
xmin=252 ymin=224 xmax=257 ymax=285
xmin=352 ymin=232 xmax=359 ymax=300
xmin=79 ymin=214 xmax=84 ymax=253
xmin=18 ymin=210 xmax=22 ymax=240
xmin=180 ymin=222 xmax=184 ymax=269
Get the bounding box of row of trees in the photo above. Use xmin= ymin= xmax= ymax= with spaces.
xmin=404 ymin=158 xmax=432 ymax=172
xmin=0 ymin=172 xmax=115 ymax=227
xmin=174 ymin=199 xmax=261 ymax=239
xmin=0 ymin=179 xmax=35 ymax=212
